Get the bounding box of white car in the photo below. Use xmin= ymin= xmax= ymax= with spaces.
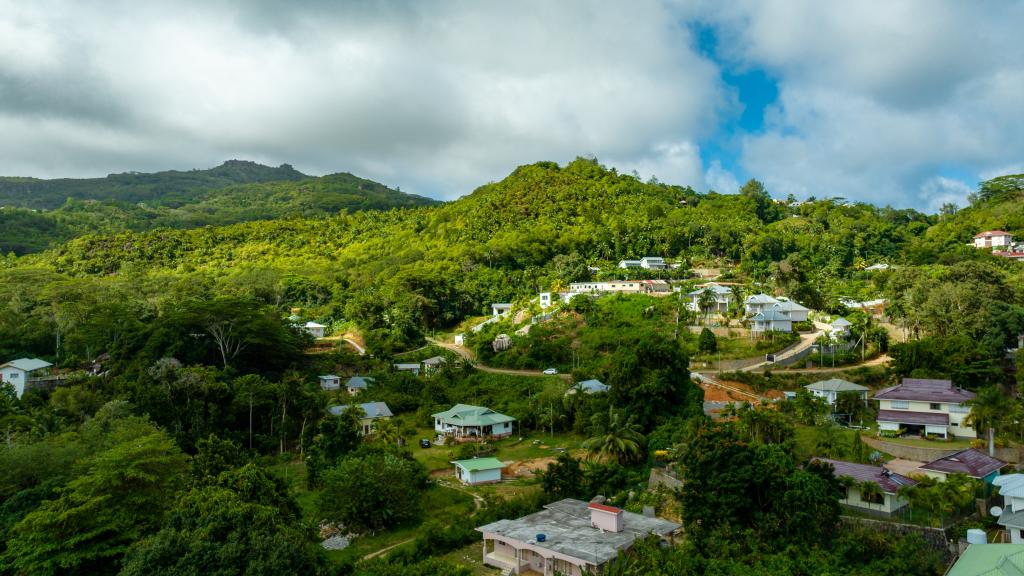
xmin=543 ymin=368 xmax=558 ymax=375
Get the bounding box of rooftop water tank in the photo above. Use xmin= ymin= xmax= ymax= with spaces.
xmin=966 ymin=529 xmax=987 ymax=545
xmin=536 ymin=534 xmax=546 ymax=543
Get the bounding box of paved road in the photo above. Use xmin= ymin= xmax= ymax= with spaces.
xmin=342 ymin=338 xmax=366 ymax=355
xmin=738 ymin=321 xmax=829 ymax=372
xmin=427 ymin=338 xmax=572 ymax=381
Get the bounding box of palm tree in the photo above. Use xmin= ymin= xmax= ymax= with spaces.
xmin=583 ymin=408 xmax=645 ymax=465
xmin=373 ymin=417 xmax=402 ymax=446
xmin=697 ymin=288 xmax=716 ymax=325
xmin=966 ymin=385 xmax=1010 ymax=456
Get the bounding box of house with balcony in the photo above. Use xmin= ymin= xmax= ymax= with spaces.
xmin=815 ymin=458 xmax=916 ymax=515
xmin=874 ymin=378 xmax=976 ymax=439
xmin=477 ymin=498 xmax=679 ymax=576
xmin=744 ymin=293 xmax=779 ymax=315
xmin=974 ymin=230 xmax=1014 ymax=249
xmin=433 ymin=404 xmax=516 ymax=441
xmin=686 ymin=283 xmax=734 ymax=314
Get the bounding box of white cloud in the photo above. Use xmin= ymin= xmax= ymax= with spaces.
xmin=704 ymin=160 xmax=739 ymax=194
xmin=608 ymin=141 xmax=704 ymax=187
xmin=0 ymin=0 xmax=726 ymax=198
xmin=918 ymin=176 xmax=972 ymax=214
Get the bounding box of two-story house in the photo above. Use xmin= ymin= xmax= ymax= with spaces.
xmin=686 ymin=283 xmax=734 ymax=314
xmin=975 ymin=230 xmax=1014 ymax=249
xmin=874 ymin=378 xmax=976 ymax=439
xmin=995 ymin=474 xmax=1024 ymax=543
xmin=744 ymin=293 xmax=779 ymax=315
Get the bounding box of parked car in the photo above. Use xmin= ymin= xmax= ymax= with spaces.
xmin=543 ymin=368 xmax=558 ymax=375
xmin=419 ymin=438 xmax=431 ymax=449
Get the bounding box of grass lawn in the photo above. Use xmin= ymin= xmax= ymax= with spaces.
xmin=409 ymin=426 xmax=586 ymax=473
xmin=692 ymin=333 xmax=798 ymax=363
xmin=793 ymin=423 xmax=891 ymax=461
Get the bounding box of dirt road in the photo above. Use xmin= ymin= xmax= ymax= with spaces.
xmin=427 ymin=338 xmax=572 ymax=381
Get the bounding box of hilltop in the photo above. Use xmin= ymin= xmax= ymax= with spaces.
xmin=0 ymin=161 xmax=438 ymax=254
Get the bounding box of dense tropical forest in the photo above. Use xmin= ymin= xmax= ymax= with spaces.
xmin=2 ymin=157 xmax=1024 ymax=575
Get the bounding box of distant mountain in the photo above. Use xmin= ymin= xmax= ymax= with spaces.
xmin=0 ymin=160 xmax=308 ymax=209
xmin=0 ymin=161 xmax=439 ymax=255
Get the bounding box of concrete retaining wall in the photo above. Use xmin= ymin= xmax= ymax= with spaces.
xmin=839 ymin=516 xmax=957 ymax=562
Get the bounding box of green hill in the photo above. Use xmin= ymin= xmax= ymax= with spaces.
xmin=0 ymin=161 xmax=438 ymax=255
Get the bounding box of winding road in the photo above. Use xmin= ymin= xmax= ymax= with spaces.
xmin=427 ymin=337 xmax=572 ymax=381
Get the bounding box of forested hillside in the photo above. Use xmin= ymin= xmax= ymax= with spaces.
xmin=0 ymin=161 xmax=438 ymax=254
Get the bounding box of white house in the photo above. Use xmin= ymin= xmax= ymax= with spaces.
xmin=422 ymin=356 xmax=447 ymax=374
xmin=319 ymin=374 xmax=341 ymax=391
xmin=874 ymin=378 xmax=976 ymax=439
xmin=539 ymin=292 xmax=553 ymax=309
xmin=750 ymin=309 xmax=792 ymax=334
xmin=433 ymin=404 xmax=516 ymax=441
xmin=491 ymin=303 xmax=513 ymax=318
xmin=569 ymin=280 xmax=670 ymax=296
xmin=975 ymin=230 xmax=1014 ymax=249
xmin=345 ymin=375 xmax=375 ymax=394
xmin=394 ymin=363 xmax=421 ymax=376
xmin=744 ymin=294 xmax=779 ymax=315
xmin=772 ymin=299 xmax=810 ymax=322
xmin=686 ymin=283 xmax=734 ymax=313
xmin=0 ymin=358 xmax=52 ymax=398
xmin=452 ymin=457 xmax=505 ymax=485
xmin=831 ymin=317 xmax=852 ymax=337
xmin=805 ymin=378 xmax=869 ymax=405
xmin=303 ymin=321 xmax=326 ymax=338
xmin=329 ymin=401 xmax=393 ymax=435
xmin=996 ymin=474 xmax=1024 ymax=543
xmin=640 ymin=257 xmax=667 ymax=269
xmin=816 ymin=458 xmax=916 ymax=515
xmin=618 ymin=259 xmax=642 ymax=269
xmin=477 ymin=499 xmax=679 ymax=576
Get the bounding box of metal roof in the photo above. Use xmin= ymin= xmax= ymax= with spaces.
xmin=752 ymin=309 xmax=792 ymax=322
xmin=329 ymin=401 xmax=393 ymax=419
xmin=994 ymin=474 xmax=1024 ymax=498
xmin=432 ymin=404 xmax=516 ymax=426
xmin=805 ymin=378 xmax=869 ymax=393
xmin=573 ymin=379 xmax=609 ymax=393
xmin=1 ymin=358 xmax=52 ymax=372
xmin=772 ymin=300 xmax=809 ymax=312
xmin=815 ymin=458 xmax=917 ymax=493
xmin=346 ymin=376 xmax=374 ymax=388
xmin=876 ymin=409 xmax=950 ymax=426
xmin=920 ymin=449 xmax=1004 ymax=479
xmin=874 ymin=378 xmax=975 ymax=403
xmin=946 ymin=544 xmax=1024 ymax=576
xmin=451 ymin=457 xmax=506 ymax=472
xmin=831 ymin=317 xmax=852 ymax=327
xmin=745 ymin=294 xmax=779 ymax=305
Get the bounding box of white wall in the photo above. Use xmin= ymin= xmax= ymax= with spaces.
xmin=466 ymin=467 xmax=502 ymax=485
xmin=0 ymin=367 xmax=27 ymax=398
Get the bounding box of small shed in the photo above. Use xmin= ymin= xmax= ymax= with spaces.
xmin=319 ymin=375 xmax=341 ymax=391
xmin=303 ymin=321 xmax=326 ymax=338
xmin=452 ymin=457 xmax=505 ymax=485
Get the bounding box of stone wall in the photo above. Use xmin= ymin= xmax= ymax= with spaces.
xmin=839 ymin=516 xmax=957 ymax=562
xmin=863 ymin=436 xmax=1022 ymax=464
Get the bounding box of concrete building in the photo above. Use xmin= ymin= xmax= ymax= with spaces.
xmin=477 ymin=498 xmax=679 ymax=575
xmin=804 ymin=378 xmax=869 ymax=405
xmin=0 ymin=358 xmax=53 ymax=398
xmin=974 ymin=230 xmax=1014 ymax=249
xmin=874 ymin=378 xmax=976 ymax=439
xmin=816 ymin=458 xmax=916 ymax=515
xmin=452 ymin=457 xmax=505 ymax=485
xmin=328 ymin=401 xmax=393 ymax=435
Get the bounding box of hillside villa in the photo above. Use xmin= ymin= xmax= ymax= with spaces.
xmin=744 ymin=293 xmax=779 ymax=315
xmin=452 ymin=457 xmax=505 ymax=485
xmin=750 ymin=309 xmax=792 ymax=334
xmin=772 ymin=299 xmax=810 ymax=322
xmin=974 ymin=230 xmax=1014 ymax=249
xmin=329 ymin=401 xmax=393 ymax=435
xmin=0 ymin=358 xmax=53 ymax=398
xmin=433 ymin=404 xmax=516 ymax=441
xmin=815 ymin=458 xmax=916 ymax=515
xmin=805 ymin=378 xmax=869 ymax=405
xmin=919 ymin=449 xmax=1004 ymax=484
xmin=874 ymin=378 xmax=976 ymax=439
xmin=686 ymin=283 xmax=734 ymax=314
xmin=617 ymin=257 xmax=667 ymax=270
xmin=477 ymin=498 xmax=680 ymax=576
xmin=995 ymin=474 xmax=1024 ymax=543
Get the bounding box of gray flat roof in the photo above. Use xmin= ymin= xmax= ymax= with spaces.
xmin=476 ymin=499 xmax=679 ymax=566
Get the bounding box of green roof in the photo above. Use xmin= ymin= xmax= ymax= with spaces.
xmin=451 ymin=457 xmax=505 ymax=472
xmin=432 ymin=404 xmax=516 ymax=426
xmin=947 ymin=544 xmax=1024 ymax=576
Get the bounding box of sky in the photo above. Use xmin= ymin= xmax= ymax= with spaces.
xmin=1 ymin=1 xmax=1022 ymax=211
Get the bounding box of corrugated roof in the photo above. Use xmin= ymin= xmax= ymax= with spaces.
xmin=920 ymin=449 xmax=1004 ymax=479
xmin=745 ymin=294 xmax=779 ymax=305
xmin=815 ymin=458 xmax=917 ymax=493
xmin=876 ymin=409 xmax=949 ymax=426
xmin=976 ymin=230 xmax=1012 ymax=238
xmin=773 ymin=300 xmax=809 ymax=313
xmin=994 ymin=474 xmax=1024 ymax=497
xmin=947 ymin=544 xmax=1024 ymax=576
xmin=832 ymin=317 xmax=852 ymax=327
xmin=346 ymin=375 xmax=374 ymax=388
xmin=329 ymin=401 xmax=393 ymax=419
xmin=1 ymin=358 xmax=52 ymax=372
xmin=574 ymin=379 xmax=609 ymax=393
xmin=452 ymin=457 xmax=505 ymax=472
xmin=432 ymin=403 xmax=516 ymax=427
xmin=874 ymin=378 xmax=975 ymax=403
xmin=805 ymin=378 xmax=868 ymax=393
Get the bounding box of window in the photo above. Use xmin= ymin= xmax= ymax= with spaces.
xmin=930 ymin=403 xmax=941 ymax=410
xmin=890 ymin=400 xmax=909 ymax=409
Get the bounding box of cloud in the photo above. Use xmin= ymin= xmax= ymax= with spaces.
xmin=608 ymin=141 xmax=704 ymax=187
xmin=0 ymin=0 xmax=726 ymax=199
xmin=918 ymin=176 xmax=972 ymax=214
xmin=704 ymin=160 xmax=739 ymax=194
xmin=698 ymin=0 xmax=1024 ymax=208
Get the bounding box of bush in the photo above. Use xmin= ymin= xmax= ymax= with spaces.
xmin=317 ymin=450 xmax=427 ymax=533
xmin=698 ymin=328 xmax=718 ymax=353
